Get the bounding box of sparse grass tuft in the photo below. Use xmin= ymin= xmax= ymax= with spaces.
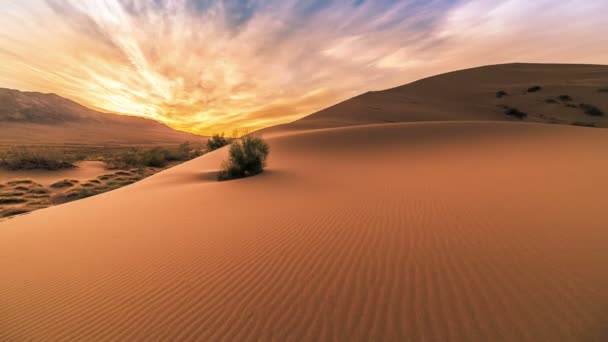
xmin=50 ymin=179 xmax=79 ymax=188
xmin=572 ymin=122 xmax=597 ymax=128
xmin=218 ymin=135 xmax=269 ymax=181
xmin=579 ymin=103 xmax=604 ymax=116
xmin=0 ymin=147 xmax=79 ymax=170
xmin=500 ymin=106 xmax=528 ymax=120
xmin=0 ymin=198 xmax=27 ymax=204
xmin=496 ymin=90 xmax=508 ymax=98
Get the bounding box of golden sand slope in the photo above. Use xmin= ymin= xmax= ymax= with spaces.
xmin=1 ymin=122 xmax=608 ymax=341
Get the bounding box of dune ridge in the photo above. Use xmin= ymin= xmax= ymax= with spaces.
xmin=262 ymin=63 xmax=608 ymax=134
xmin=1 ymin=121 xmax=608 ymax=341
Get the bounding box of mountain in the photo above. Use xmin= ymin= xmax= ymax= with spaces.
xmin=265 ymin=63 xmax=608 ymax=133
xmin=0 ymin=88 xmax=204 ymax=145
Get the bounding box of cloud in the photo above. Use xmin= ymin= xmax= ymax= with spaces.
xmin=0 ymin=0 xmax=606 ymax=135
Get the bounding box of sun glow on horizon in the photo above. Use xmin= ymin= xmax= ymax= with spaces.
xmin=1 ymin=0 xmax=607 ymax=135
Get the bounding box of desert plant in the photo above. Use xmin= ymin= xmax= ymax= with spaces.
xmin=218 ymin=135 xmax=269 ymax=181
xmin=50 ymin=179 xmax=79 ymax=188
xmin=206 ymin=133 xmax=230 ymax=152
xmin=496 ymin=90 xmax=508 ymax=98
xmin=572 ymin=121 xmax=597 ymax=127
xmin=558 ymin=95 xmax=573 ymax=102
xmin=598 ymin=88 xmax=608 ymax=93
xmin=579 ymin=103 xmax=604 ymax=116
xmin=527 ymin=86 xmax=542 ymax=93
xmin=500 ymin=106 xmax=528 ymax=120
xmin=0 ymin=147 xmax=78 ymax=170
xmin=545 ymin=99 xmax=558 ymax=104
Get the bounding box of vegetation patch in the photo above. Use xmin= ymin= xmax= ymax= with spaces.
xmin=50 ymin=179 xmax=79 ymax=188
xmin=218 ymin=135 xmax=270 ymax=181
xmin=0 ymin=208 xmax=32 ymax=218
xmin=598 ymin=88 xmax=608 ymax=93
xmin=572 ymin=122 xmax=597 ymax=128
xmin=207 ymin=134 xmax=231 ymax=151
xmin=0 ymin=198 xmax=27 ymax=204
xmin=7 ymin=179 xmax=34 ymax=185
xmin=496 ymin=90 xmax=508 ymax=98
xmin=0 ymin=147 xmax=79 ymax=170
xmin=579 ymin=103 xmax=604 ymax=116
xmin=105 ymin=142 xmax=200 ymax=169
xmin=527 ymin=86 xmax=542 ymax=93
xmin=28 ymin=188 xmax=50 ymax=195
xmin=545 ymin=99 xmax=558 ymax=104
xmin=499 ymin=105 xmax=528 ymax=120
xmin=558 ymin=95 xmax=573 ymax=102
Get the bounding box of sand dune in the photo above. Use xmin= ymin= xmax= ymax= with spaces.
xmin=1 ymin=121 xmax=607 ymax=341
xmin=0 ymin=88 xmax=203 ymax=146
xmin=263 ymin=63 xmax=608 ymax=134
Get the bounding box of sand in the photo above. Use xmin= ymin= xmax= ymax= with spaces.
xmin=0 ymin=161 xmax=108 ymax=186
xmin=1 ymin=121 xmax=607 ymax=341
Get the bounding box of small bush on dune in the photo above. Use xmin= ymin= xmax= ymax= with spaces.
xmin=218 ymin=135 xmax=269 ymax=181
xmin=579 ymin=103 xmax=604 ymax=116
xmin=499 ymin=105 xmax=528 ymax=120
xmin=598 ymin=88 xmax=608 ymax=93
xmin=545 ymin=98 xmax=558 ymax=104
xmin=496 ymin=90 xmax=508 ymax=98
xmin=558 ymin=95 xmax=573 ymax=102
xmin=527 ymin=86 xmax=542 ymax=93
xmin=206 ymin=134 xmax=230 ymax=152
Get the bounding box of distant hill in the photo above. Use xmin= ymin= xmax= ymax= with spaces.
xmin=265 ymin=63 xmax=608 ymax=133
xmin=0 ymin=88 xmax=205 ymax=146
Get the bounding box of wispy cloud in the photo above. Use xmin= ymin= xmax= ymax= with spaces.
xmin=0 ymin=0 xmax=606 ymax=134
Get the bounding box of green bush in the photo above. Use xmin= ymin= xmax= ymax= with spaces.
xmin=218 ymin=135 xmax=269 ymax=181
xmin=207 ymin=134 xmax=230 ymax=151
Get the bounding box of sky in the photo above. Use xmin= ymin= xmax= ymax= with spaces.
xmin=1 ymin=1 xmax=607 ymax=135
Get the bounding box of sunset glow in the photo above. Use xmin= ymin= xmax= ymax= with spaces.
xmin=1 ymin=0 xmax=607 ymax=135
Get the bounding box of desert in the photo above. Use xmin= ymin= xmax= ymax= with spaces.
xmin=1 ymin=1 xmax=608 ymax=341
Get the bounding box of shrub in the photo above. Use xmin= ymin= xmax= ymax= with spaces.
xmin=496 ymin=90 xmax=508 ymax=98
xmin=218 ymin=135 xmax=269 ymax=181
xmin=0 ymin=147 xmax=77 ymax=170
xmin=50 ymin=179 xmax=79 ymax=188
xmin=527 ymin=86 xmax=542 ymax=93
xmin=572 ymin=122 xmax=597 ymax=128
xmin=579 ymin=103 xmax=604 ymax=116
xmin=558 ymin=95 xmax=573 ymax=102
xmin=141 ymin=147 xmax=168 ymax=167
xmin=500 ymin=106 xmax=528 ymax=120
xmin=545 ymin=99 xmax=558 ymax=104
xmin=598 ymin=88 xmax=608 ymax=93
xmin=207 ymin=134 xmax=230 ymax=152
